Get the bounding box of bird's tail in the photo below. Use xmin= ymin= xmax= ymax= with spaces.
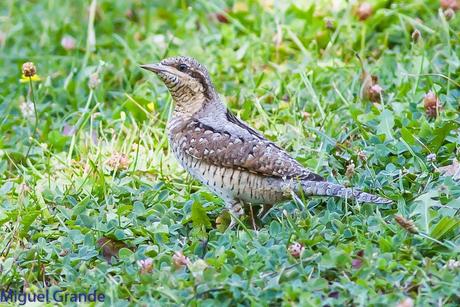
xmin=297 ymin=180 xmax=391 ymax=204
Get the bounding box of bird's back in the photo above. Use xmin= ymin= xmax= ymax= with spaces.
xmin=167 ymin=108 xmax=324 ymax=204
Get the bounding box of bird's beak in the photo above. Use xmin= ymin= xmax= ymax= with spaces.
xmin=140 ymin=63 xmax=165 ymax=74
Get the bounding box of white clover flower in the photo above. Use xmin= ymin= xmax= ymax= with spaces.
xmin=426 ymin=153 xmax=436 ymax=162
xmin=61 ymin=35 xmax=76 ymax=51
xmin=20 ymin=101 xmax=35 ymax=119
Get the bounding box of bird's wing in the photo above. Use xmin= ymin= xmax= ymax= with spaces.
xmin=172 ymin=110 xmax=324 ymax=181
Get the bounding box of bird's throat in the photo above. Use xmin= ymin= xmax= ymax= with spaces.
xmin=171 ymin=85 xmax=218 ymax=117
xmin=172 ymin=95 xmax=208 ymax=117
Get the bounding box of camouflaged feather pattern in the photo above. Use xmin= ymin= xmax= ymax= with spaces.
xmin=149 ymin=56 xmax=391 ymax=206
xmin=169 ymin=117 xmax=323 ymax=181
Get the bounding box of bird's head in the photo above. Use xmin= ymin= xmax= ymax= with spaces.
xmin=141 ymin=56 xmax=217 ymax=114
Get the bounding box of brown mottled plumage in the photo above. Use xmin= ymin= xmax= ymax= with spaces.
xmin=141 ymin=56 xmax=391 ymax=224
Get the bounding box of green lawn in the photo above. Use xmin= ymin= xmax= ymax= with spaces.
xmin=1 ymin=0 xmax=460 ymax=305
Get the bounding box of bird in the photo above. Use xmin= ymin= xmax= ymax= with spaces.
xmin=140 ymin=56 xmax=391 ymax=227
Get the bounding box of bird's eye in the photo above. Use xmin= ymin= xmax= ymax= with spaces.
xmin=178 ymin=63 xmax=188 ymax=72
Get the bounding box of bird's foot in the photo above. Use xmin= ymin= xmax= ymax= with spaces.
xmin=226 ymin=202 xmax=244 ymax=231
xmin=258 ymin=204 xmax=273 ymax=221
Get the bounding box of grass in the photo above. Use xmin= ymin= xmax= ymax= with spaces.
xmin=0 ymin=0 xmax=460 ymax=305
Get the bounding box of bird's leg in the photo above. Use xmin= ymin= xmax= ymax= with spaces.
xmin=248 ymin=204 xmax=257 ymax=231
xmin=226 ymin=201 xmax=244 ymax=230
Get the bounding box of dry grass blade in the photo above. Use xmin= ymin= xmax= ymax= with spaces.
xmin=395 ymin=215 xmax=419 ymax=234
